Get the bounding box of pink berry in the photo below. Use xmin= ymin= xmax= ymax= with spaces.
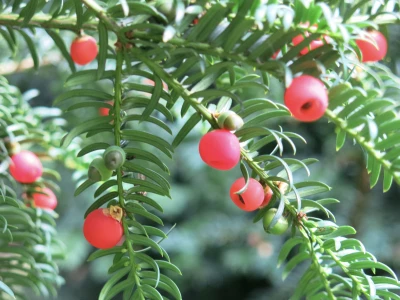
xmin=229 ymin=178 xmax=264 ymax=211
xmin=260 ymin=186 xmax=273 ymax=208
xmin=292 ymin=33 xmax=328 ymax=55
xmin=9 ymin=150 xmax=43 ymax=183
xmin=291 ymin=22 xmax=329 ymax=56
xmin=32 ymin=187 xmax=57 ymax=210
xmin=83 ymin=208 xmax=123 ymax=249
xmin=355 ymin=30 xmax=387 ymax=62
xmin=284 ymin=75 xmax=328 ymax=122
xmin=70 ymin=35 xmax=98 ymax=65
xmin=199 ymin=129 xmax=241 ymax=170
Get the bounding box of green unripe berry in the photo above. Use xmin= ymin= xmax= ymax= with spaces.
xmin=263 ymin=208 xmax=289 ymax=235
xmin=217 ymin=111 xmax=244 ymax=131
xmin=103 ymin=146 xmax=126 ymax=170
xmin=88 ymin=157 xmax=113 ymax=182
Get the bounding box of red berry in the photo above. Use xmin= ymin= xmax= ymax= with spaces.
xmin=199 ymin=129 xmax=241 ymax=170
xmin=355 ymin=30 xmax=387 ymax=62
xmin=9 ymin=150 xmax=43 ymax=183
xmin=284 ymin=75 xmax=328 ymax=122
xmin=32 ymin=187 xmax=57 ymax=210
xmin=229 ymin=178 xmax=264 ymax=211
xmin=83 ymin=208 xmax=123 ymax=249
xmin=70 ymin=35 xmax=98 ymax=65
xmin=260 ymin=186 xmax=273 ymax=208
xmin=99 ymin=100 xmax=114 ymax=116
xmin=271 ymin=50 xmax=280 ymax=59
xmin=292 ymin=33 xmax=328 ymax=55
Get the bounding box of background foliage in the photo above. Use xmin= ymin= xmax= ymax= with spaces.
xmin=0 ymin=0 xmax=400 ymax=299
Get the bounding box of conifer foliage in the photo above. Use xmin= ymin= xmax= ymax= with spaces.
xmin=0 ymin=0 xmax=400 ymax=299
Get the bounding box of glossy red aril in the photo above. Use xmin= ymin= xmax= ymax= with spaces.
xmin=32 ymin=187 xmax=57 ymax=210
xmin=229 ymin=178 xmax=264 ymax=211
xmin=70 ymin=35 xmax=98 ymax=65
xmin=260 ymin=186 xmax=273 ymax=208
xmin=99 ymin=100 xmax=114 ymax=116
xmin=9 ymin=150 xmax=43 ymax=183
xmin=199 ymin=129 xmax=241 ymax=170
xmin=83 ymin=208 xmax=123 ymax=249
xmin=355 ymin=30 xmax=387 ymax=62
xmin=284 ymin=75 xmax=328 ymax=122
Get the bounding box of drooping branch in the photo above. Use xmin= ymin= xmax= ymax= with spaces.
xmin=0 ymin=13 xmax=97 ymax=31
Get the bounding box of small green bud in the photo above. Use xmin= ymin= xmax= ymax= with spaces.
xmin=103 ymin=146 xmax=126 ymax=170
xmin=88 ymin=157 xmax=113 ymax=182
xmin=217 ymin=111 xmax=244 ymax=131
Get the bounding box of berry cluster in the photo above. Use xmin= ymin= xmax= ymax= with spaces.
xmin=7 ymin=144 xmax=58 ymax=210
xmin=83 ymin=145 xmax=126 ymax=249
xmin=196 ymin=26 xmax=387 ymax=233
xmin=75 ymin=27 xmax=388 ymax=242
xmin=198 ymin=112 xmax=289 ymax=235
xmin=284 ymin=27 xmax=387 ymax=122
xmin=290 ymin=24 xmax=387 ymax=64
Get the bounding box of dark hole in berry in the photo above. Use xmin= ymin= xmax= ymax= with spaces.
xmin=301 ymin=101 xmax=313 ymax=111
xmin=238 ymin=194 xmax=245 ymax=204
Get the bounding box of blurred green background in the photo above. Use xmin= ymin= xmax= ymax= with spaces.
xmin=1 ymin=25 xmax=399 ymax=300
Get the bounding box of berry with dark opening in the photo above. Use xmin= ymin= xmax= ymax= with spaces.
xmin=229 ymin=178 xmax=264 ymax=211
xmin=9 ymin=150 xmax=43 ymax=183
xmin=103 ymin=146 xmax=125 ymax=170
xmin=263 ymin=208 xmax=289 ymax=235
xmin=83 ymin=208 xmax=123 ymax=249
xmin=88 ymin=157 xmax=113 ymax=182
xmin=31 ymin=187 xmax=57 ymax=210
xmin=199 ymin=129 xmax=241 ymax=170
xmin=355 ymin=30 xmax=387 ymax=62
xmin=217 ymin=111 xmax=244 ymax=131
xmin=284 ymin=75 xmax=328 ymax=122
xmin=70 ymin=35 xmax=98 ymax=65
xmin=260 ymin=186 xmax=273 ymax=208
